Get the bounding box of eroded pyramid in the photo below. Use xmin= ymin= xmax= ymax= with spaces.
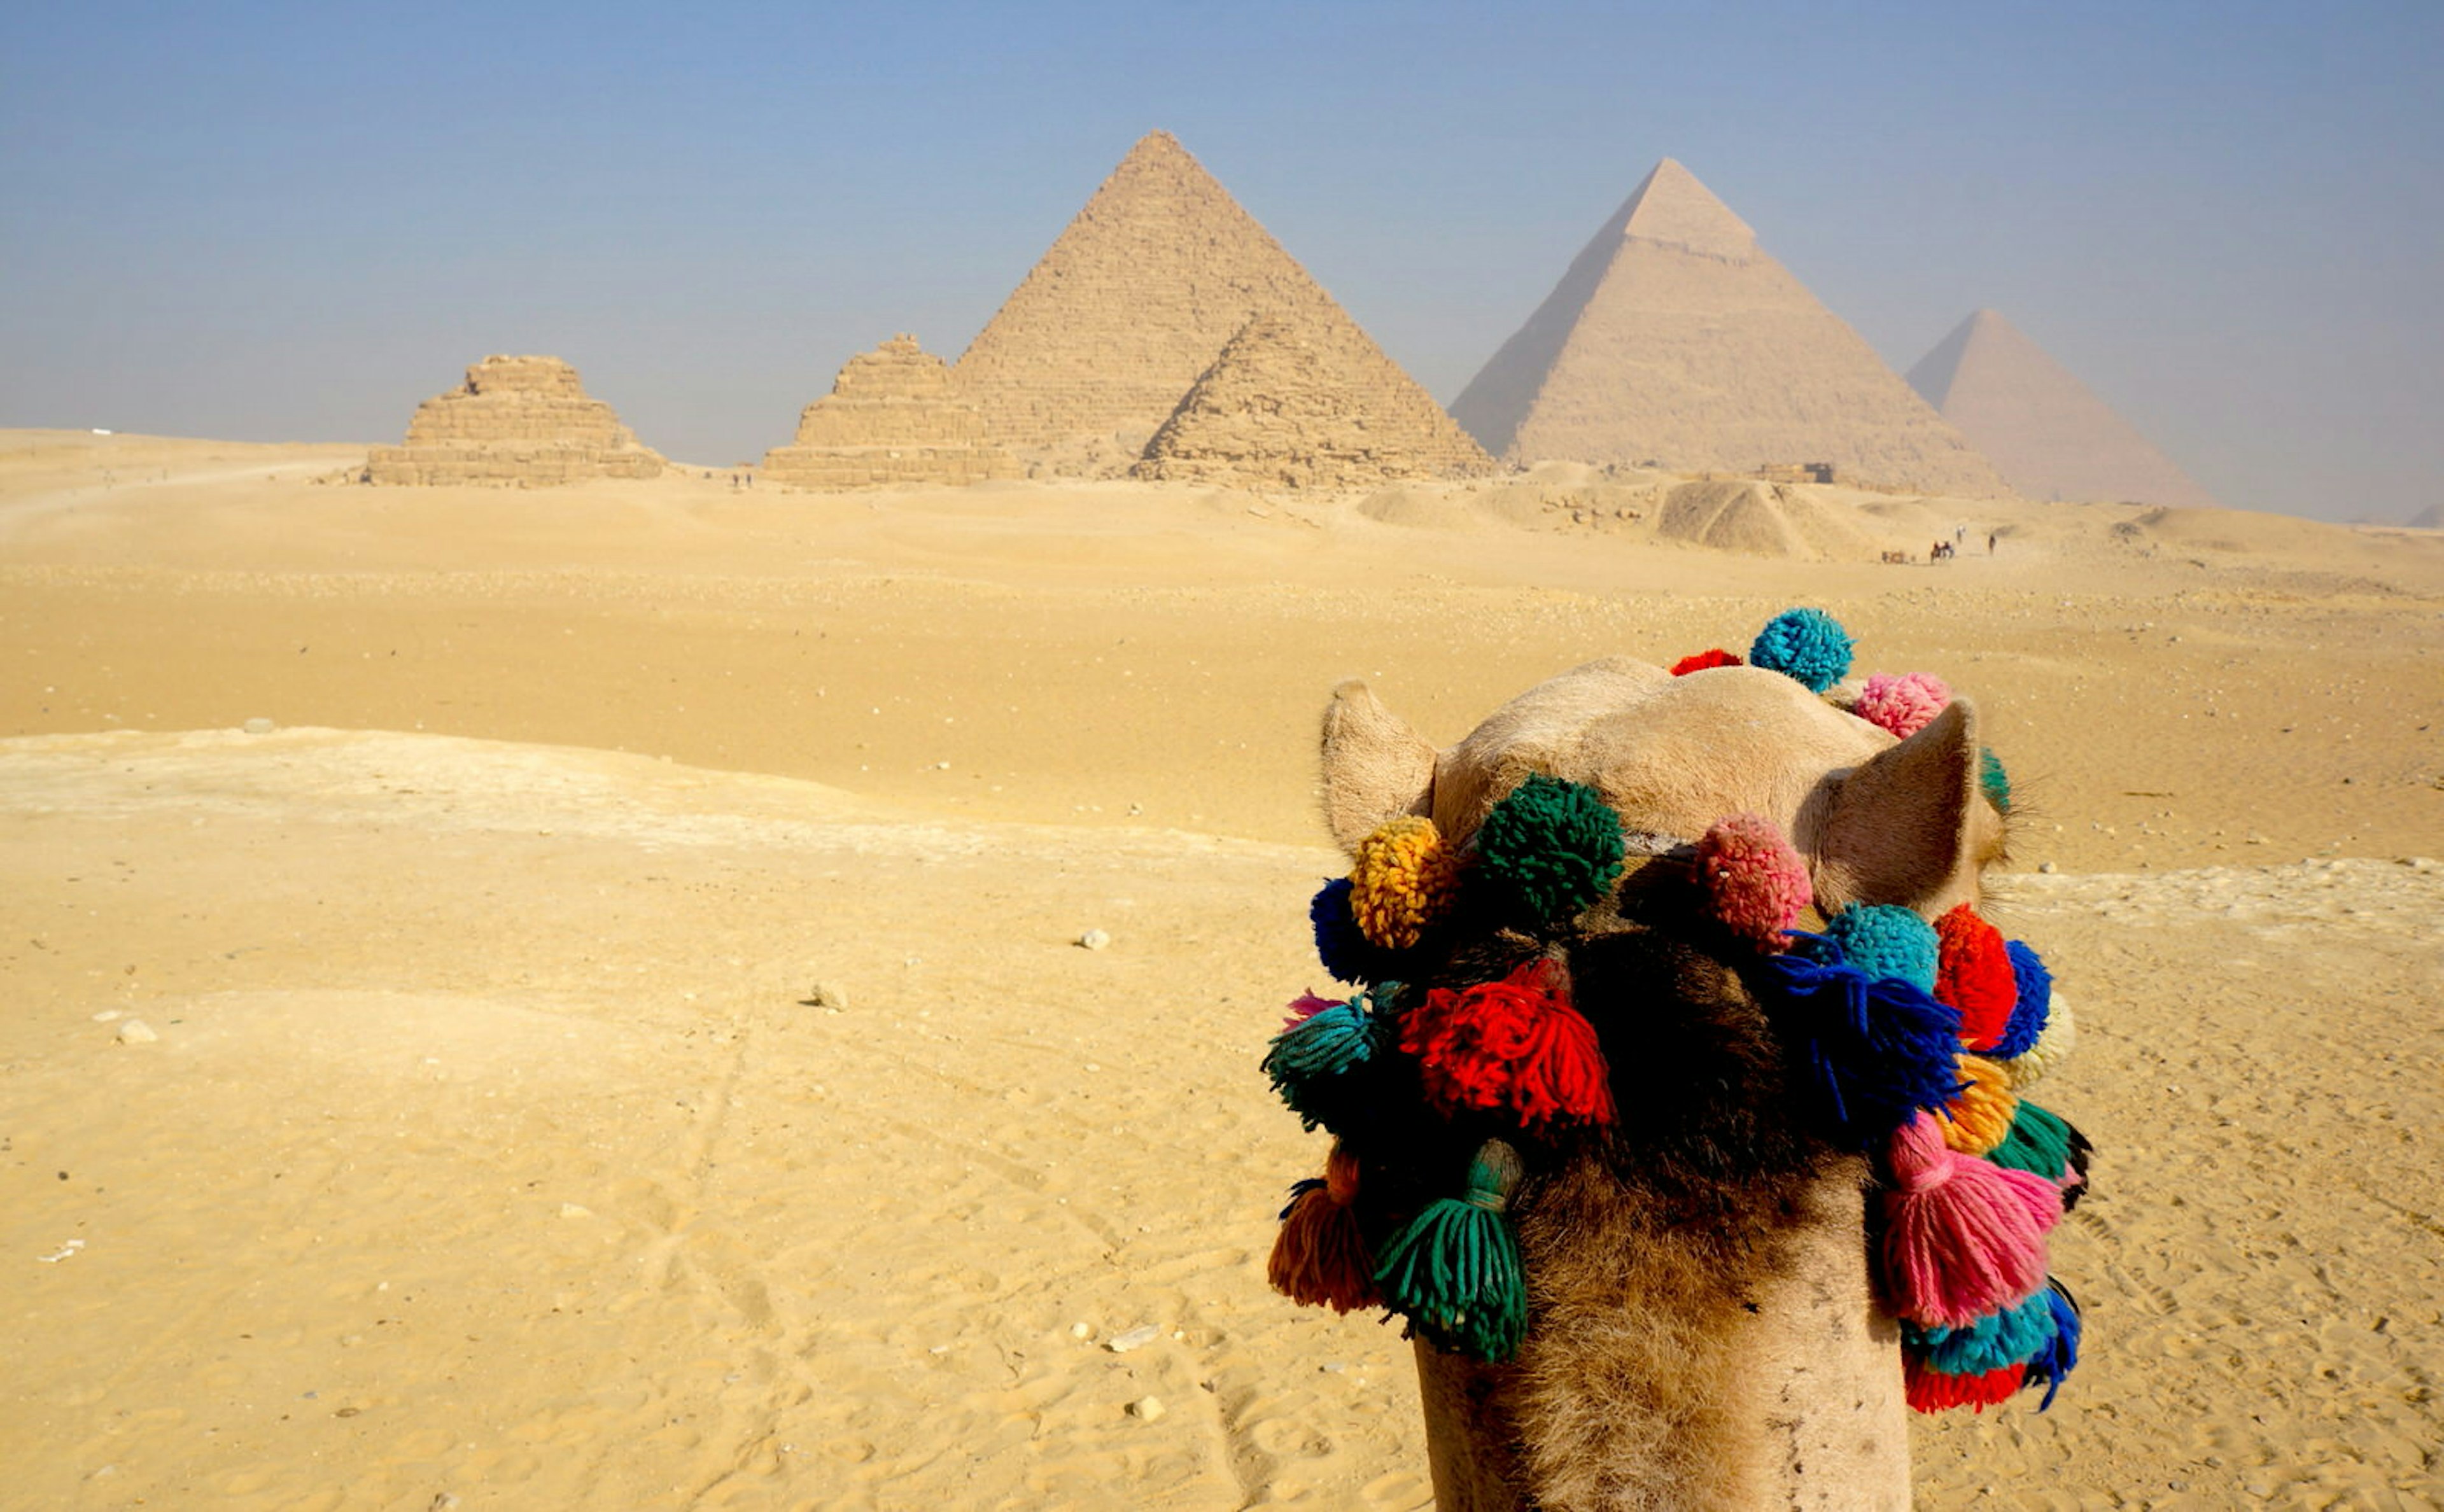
xmin=367 ymin=356 xmax=663 ymax=486
xmin=1133 ymin=314 xmax=1491 ymax=488
xmin=760 ymin=335 xmax=1018 ymax=489
xmin=955 ymin=131 xmax=1463 ymax=475
xmin=1907 ymin=309 xmax=2216 ymax=508
xmin=1450 ymin=160 xmax=2009 ymax=497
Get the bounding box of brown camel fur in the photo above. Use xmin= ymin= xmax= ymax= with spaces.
xmin=1318 ymin=660 xmax=2008 ymax=1510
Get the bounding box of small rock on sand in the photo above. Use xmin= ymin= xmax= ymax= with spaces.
xmin=1106 ymin=1324 xmax=1159 ymax=1352
xmin=1126 ymin=1396 xmax=1165 ymax=1421
xmin=116 ymin=1019 xmax=158 ymax=1044
xmin=1077 ymin=929 xmax=1112 ymax=951
xmin=242 ymin=717 xmax=276 ymax=734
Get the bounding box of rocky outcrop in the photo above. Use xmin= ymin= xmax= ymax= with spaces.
xmin=1133 ymin=315 xmax=1491 ymax=488
xmin=759 ymin=335 xmax=1018 ymax=489
xmin=1451 ymin=160 xmax=2011 ymax=498
xmin=366 ymin=356 xmax=663 ymax=486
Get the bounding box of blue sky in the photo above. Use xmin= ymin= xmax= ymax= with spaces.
xmin=4 ymin=1 xmax=2437 ymax=519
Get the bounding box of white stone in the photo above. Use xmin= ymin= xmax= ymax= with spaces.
xmin=116 ymin=1019 xmax=158 ymax=1044
xmin=1126 ymin=1395 xmax=1165 ymax=1421
xmin=1106 ymin=1324 xmax=1160 ymax=1352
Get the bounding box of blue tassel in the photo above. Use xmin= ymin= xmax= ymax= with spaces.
xmin=1904 ymin=1290 xmax=2058 ymax=1376
xmin=1758 ymin=934 xmax=1963 ymax=1148
xmin=2022 ymin=1280 xmax=2084 ymax=1410
xmin=1261 ymin=987 xmax=1396 ymax=1131
xmin=1988 ymin=941 xmax=2052 ymax=1058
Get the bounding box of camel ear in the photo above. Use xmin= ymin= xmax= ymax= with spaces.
xmin=1320 ymin=679 xmax=1437 ymax=856
xmin=1812 ymin=699 xmax=1994 ymax=914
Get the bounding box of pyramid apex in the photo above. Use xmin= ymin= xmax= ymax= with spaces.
xmin=1619 ymin=158 xmax=1755 ymax=262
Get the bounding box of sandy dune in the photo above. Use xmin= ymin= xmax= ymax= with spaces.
xmin=4 ymin=432 xmax=2441 ymax=1508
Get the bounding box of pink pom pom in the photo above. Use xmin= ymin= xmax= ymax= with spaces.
xmin=1282 ymin=992 xmax=1340 ymax=1030
xmin=1853 ymin=672 xmax=1953 ymax=740
xmin=1881 ymin=1112 xmax=2060 ymax=1327
xmin=1696 ymin=813 xmax=1813 ymax=948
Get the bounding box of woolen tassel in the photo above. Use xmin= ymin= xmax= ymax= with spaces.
xmin=1936 ymin=1054 xmax=2019 ymax=1156
xmin=1904 ymin=1356 xmax=2024 ymax=1413
xmin=1373 ymin=1141 xmax=1529 ymax=1362
xmin=1903 ymin=1290 xmax=2058 ymax=1376
xmin=1881 ymin=1112 xmax=2061 ymax=1328
xmin=1669 ymin=648 xmax=1743 ymax=675
xmin=1400 ymin=958 xmax=1616 ymax=1130
xmin=1757 ymin=937 xmax=1964 ymax=1148
xmin=1311 ymin=879 xmax=1400 ymax=985
xmin=1934 ymin=904 xmax=2019 ymax=1051
xmin=1268 ymin=1144 xmax=1379 ymax=1314
xmin=1986 ymin=940 xmax=2053 ymax=1058
xmin=1347 ymin=816 xmax=1463 ymax=950
xmin=1263 ymin=989 xmax=1393 ymax=1131
xmin=1985 ymin=1100 xmax=2084 ymax=1190
xmin=2023 ymin=1281 xmax=2084 ymax=1410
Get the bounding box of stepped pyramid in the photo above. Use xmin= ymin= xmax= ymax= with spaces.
xmin=760 ymin=335 xmax=1018 ymax=489
xmin=1450 ymin=160 xmax=2010 ymax=497
xmin=367 ymin=356 xmax=663 ymax=486
xmin=1907 ymin=309 xmax=2216 ymax=507
xmin=1134 ymin=314 xmax=1491 ymax=487
xmin=955 ymin=131 xmax=1471 ymax=477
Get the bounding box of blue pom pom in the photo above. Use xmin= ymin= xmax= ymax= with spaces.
xmin=2021 ymin=1282 xmax=2084 ymax=1410
xmin=1988 ymin=940 xmax=2052 ymax=1058
xmin=1311 ymin=878 xmax=1400 ymax=984
xmin=1822 ymin=902 xmax=1939 ymax=991
xmin=1759 ymin=934 xmax=1963 ymax=1148
xmin=1905 ymin=1291 xmax=2058 ymax=1376
xmin=1748 ymin=608 xmax=1854 ymax=693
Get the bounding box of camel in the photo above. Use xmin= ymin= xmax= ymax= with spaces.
xmin=1271 ymin=640 xmax=2077 ymax=1510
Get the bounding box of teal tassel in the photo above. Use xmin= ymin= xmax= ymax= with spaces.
xmin=1904 ymin=1289 xmax=2058 ymax=1376
xmin=1979 ymin=746 xmax=2012 ymax=813
xmin=1262 ymin=986 xmax=1396 ymax=1130
xmin=1374 ymin=1141 xmax=1528 ymax=1362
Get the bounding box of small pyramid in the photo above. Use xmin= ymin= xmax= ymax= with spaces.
xmin=1133 ymin=314 xmax=1492 ymax=488
xmin=956 ymin=132 xmax=1456 ymax=472
xmin=1907 ymin=309 xmax=2216 ymax=508
xmin=1450 ymin=160 xmax=2010 ymax=497
xmin=367 ymin=356 xmax=663 ymax=486
xmin=760 ymin=335 xmax=1018 ymax=489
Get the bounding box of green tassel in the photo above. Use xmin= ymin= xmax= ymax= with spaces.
xmin=1979 ymin=746 xmax=2012 ymax=813
xmin=1261 ymin=985 xmax=1398 ymax=1131
xmin=1987 ymin=1100 xmax=2074 ymax=1179
xmin=1374 ymin=1140 xmax=1528 ymax=1362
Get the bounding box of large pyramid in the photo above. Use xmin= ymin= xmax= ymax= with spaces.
xmin=954 ymin=131 xmax=1467 ymax=474
xmin=1450 ymin=160 xmax=2011 ymax=497
xmin=1133 ymin=314 xmax=1491 ymax=488
xmin=1907 ymin=309 xmax=2216 ymax=507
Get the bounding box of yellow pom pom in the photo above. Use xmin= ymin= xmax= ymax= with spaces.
xmin=1347 ymin=816 xmax=1461 ymax=950
xmin=1937 ymin=1054 xmax=2019 ymax=1156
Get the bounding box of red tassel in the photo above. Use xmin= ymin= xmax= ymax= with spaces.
xmin=1881 ymin=1113 xmax=2060 ymax=1327
xmin=1935 ymin=904 xmax=2018 ymax=1051
xmin=1268 ymin=1144 xmax=1379 ymax=1313
xmin=1400 ymin=958 xmax=1615 ymax=1129
xmin=1904 ymin=1356 xmax=2024 ymax=1413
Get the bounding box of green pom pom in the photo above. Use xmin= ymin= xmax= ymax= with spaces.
xmin=1373 ymin=1142 xmax=1528 ymax=1362
xmin=1987 ymin=1100 xmax=2075 ymax=1180
xmin=1979 ymin=746 xmax=2012 ymax=813
xmin=1477 ymin=775 xmax=1626 ymax=926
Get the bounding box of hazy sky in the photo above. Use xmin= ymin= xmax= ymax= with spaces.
xmin=4 ymin=1 xmax=2437 ymax=520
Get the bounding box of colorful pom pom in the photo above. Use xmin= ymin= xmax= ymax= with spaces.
xmin=1348 ymin=816 xmax=1462 ymax=950
xmin=1400 ymin=958 xmax=1615 ymax=1130
xmin=1669 ymin=648 xmax=1744 ymax=676
xmin=1986 ymin=941 xmax=2053 ymax=1060
xmin=1475 ymin=775 xmax=1627 ymax=927
xmin=1748 ymin=608 xmax=1855 ymax=694
xmin=1269 ymin=1143 xmax=1380 ymax=1314
xmin=2000 ymin=990 xmax=2076 ymax=1089
xmin=1373 ymin=1141 xmax=1529 ymax=1362
xmin=1851 ymin=671 xmax=1953 ymax=740
xmin=1881 ymin=1112 xmax=2061 ymax=1329
xmin=1986 ymin=1101 xmax=2093 ymax=1209
xmin=1904 ymin=1357 xmax=2025 ymax=1413
xmin=1262 ymin=988 xmax=1395 ymax=1131
xmin=2023 ymin=1281 xmax=2084 ymax=1409
xmin=1311 ymin=878 xmax=1401 ymax=985
xmin=1822 ymin=902 xmax=1939 ymax=991
xmin=1696 ymin=813 xmax=1813 ymax=949
xmin=1936 ymin=1054 xmax=2018 ymax=1156
xmin=1904 ymin=1289 xmax=2058 ymax=1376
xmin=1934 ymin=904 xmax=2018 ymax=1051
xmin=1757 ymin=935 xmax=1964 ymax=1148
xmin=1979 ymin=746 xmax=2012 ymax=813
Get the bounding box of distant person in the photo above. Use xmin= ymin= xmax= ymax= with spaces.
xmin=1988 ymin=532 xmax=1997 ymax=554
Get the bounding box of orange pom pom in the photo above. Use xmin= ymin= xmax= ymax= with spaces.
xmin=1268 ymin=1144 xmax=1379 ymax=1313
xmin=1937 ymin=1054 xmax=2018 ymax=1156
xmin=1347 ymin=816 xmax=1461 ymax=950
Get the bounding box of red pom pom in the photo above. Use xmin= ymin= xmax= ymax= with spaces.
xmin=1904 ymin=1357 xmax=2024 ymax=1413
xmin=1670 ymin=648 xmax=1744 ymax=676
xmin=1401 ymin=958 xmax=1616 ymax=1130
xmin=1935 ymin=904 xmax=2018 ymax=1051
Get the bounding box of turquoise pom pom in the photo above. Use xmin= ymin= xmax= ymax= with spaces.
xmin=1822 ymin=902 xmax=1939 ymax=991
xmin=1749 ymin=608 xmax=1854 ymax=693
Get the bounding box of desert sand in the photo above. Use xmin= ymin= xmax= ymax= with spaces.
xmin=4 ymin=429 xmax=2441 ymax=1509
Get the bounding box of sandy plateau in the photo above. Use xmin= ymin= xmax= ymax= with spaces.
xmin=3 ymin=429 xmax=2441 ymax=1509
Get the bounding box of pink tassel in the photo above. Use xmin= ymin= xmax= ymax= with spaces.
xmin=1282 ymin=991 xmax=1340 ymax=1030
xmin=1881 ymin=1112 xmax=2060 ymax=1327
